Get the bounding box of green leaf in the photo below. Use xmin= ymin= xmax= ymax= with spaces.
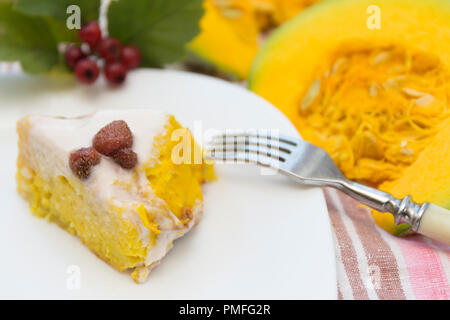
xmin=43 ymin=15 xmax=79 ymax=44
xmin=14 ymin=0 xmax=101 ymax=43
xmin=108 ymin=0 xmax=204 ymax=67
xmin=0 ymin=1 xmax=58 ymax=73
xmin=14 ymin=0 xmax=100 ymax=23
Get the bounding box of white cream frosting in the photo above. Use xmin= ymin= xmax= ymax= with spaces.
xmin=20 ymin=109 xmax=202 ymax=272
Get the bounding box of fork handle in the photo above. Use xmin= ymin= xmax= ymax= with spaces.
xmin=336 ymin=180 xmax=450 ymax=245
xmin=417 ymin=204 xmax=450 ymax=245
xmin=337 ymin=180 xmax=401 ymax=214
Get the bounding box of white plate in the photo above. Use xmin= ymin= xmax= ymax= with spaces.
xmin=0 ymin=69 xmax=336 ymax=299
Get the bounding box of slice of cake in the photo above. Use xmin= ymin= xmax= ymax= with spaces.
xmin=16 ymin=110 xmax=214 ymax=283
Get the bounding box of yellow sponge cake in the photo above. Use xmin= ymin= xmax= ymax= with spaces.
xmin=16 ymin=110 xmax=213 ymax=283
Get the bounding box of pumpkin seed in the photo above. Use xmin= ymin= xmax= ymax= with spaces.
xmin=214 ymin=0 xmax=232 ymax=8
xmin=400 ymin=148 xmax=414 ymax=156
xmin=222 ymin=8 xmax=243 ymax=19
xmin=393 ymin=75 xmax=407 ymax=81
xmin=300 ymin=79 xmax=321 ymax=111
xmin=402 ymin=87 xmax=427 ymax=98
xmin=371 ymin=51 xmax=391 ymax=66
xmin=383 ymin=78 xmax=400 ymax=90
xmin=415 ymin=94 xmax=434 ymax=107
xmin=369 ymin=83 xmax=379 ymax=97
xmin=332 ymin=58 xmax=346 ymax=74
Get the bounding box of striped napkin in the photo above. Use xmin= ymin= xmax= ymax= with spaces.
xmin=2 ymin=62 xmax=449 ymax=300
xmin=325 ymin=188 xmax=450 ymax=299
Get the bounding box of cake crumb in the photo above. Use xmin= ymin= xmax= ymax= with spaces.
xmin=131 ymin=266 xmax=149 ymax=284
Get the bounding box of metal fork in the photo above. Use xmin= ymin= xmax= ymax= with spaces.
xmin=205 ymin=133 xmax=450 ymax=245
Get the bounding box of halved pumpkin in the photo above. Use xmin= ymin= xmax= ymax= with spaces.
xmin=249 ymin=0 xmax=450 ymax=235
xmin=187 ymin=0 xmax=320 ymax=79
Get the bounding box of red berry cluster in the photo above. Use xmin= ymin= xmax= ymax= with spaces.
xmin=69 ymin=120 xmax=138 ymax=179
xmin=64 ymin=21 xmax=141 ymax=86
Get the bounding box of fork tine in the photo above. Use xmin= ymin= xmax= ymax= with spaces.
xmin=205 ymin=132 xmax=300 ymax=170
xmin=206 ymin=144 xmax=286 ymax=161
xmin=209 ymin=136 xmax=294 ymax=155
xmin=210 ymin=133 xmax=299 ymax=147
xmin=209 ymin=133 xmax=299 ymax=156
xmin=205 ymin=149 xmax=282 ymax=168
